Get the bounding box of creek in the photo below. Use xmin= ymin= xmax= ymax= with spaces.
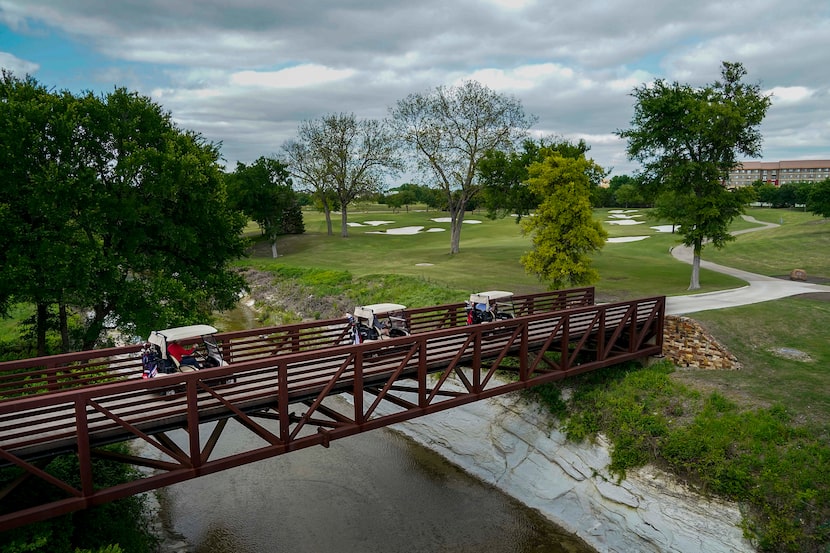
xmin=154 ymin=302 xmax=595 ymax=553
xmin=156 ymin=412 xmax=595 ymax=553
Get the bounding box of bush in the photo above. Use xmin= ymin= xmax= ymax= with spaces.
xmin=0 ymin=445 xmax=157 ymax=553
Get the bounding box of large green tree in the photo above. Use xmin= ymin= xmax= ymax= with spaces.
xmin=477 ymin=137 xmax=594 ymax=222
xmin=617 ymin=61 xmax=771 ymax=289
xmin=807 ymin=178 xmax=830 ymax=218
xmin=390 ymin=81 xmax=534 ymax=254
xmin=0 ymin=73 xmax=248 ymax=351
xmin=284 ymin=113 xmax=400 ymax=237
xmin=520 ymin=152 xmax=608 ymax=289
xmin=0 ymin=73 xmax=100 ymax=354
xmin=76 ymin=88 xmax=248 ymax=346
xmin=227 ymin=156 xmax=304 ymax=258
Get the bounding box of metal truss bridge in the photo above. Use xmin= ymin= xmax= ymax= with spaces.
xmin=0 ymin=287 xmax=664 ymax=531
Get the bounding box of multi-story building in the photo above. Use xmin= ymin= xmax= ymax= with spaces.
xmin=727 ymin=159 xmax=830 ymax=187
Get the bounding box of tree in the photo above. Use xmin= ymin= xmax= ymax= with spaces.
xmin=390 ymin=80 xmax=534 ymax=254
xmin=76 ymin=88 xmax=248 ymax=347
xmin=520 ymin=152 xmax=608 ymax=289
xmin=591 ymin=184 xmax=615 ymax=208
xmin=776 ymin=182 xmax=808 ymax=209
xmin=227 ymin=156 xmax=304 ymax=258
xmin=283 ymin=136 xmax=336 ymax=235
xmin=0 ymin=73 xmax=248 ymax=351
xmin=284 ymin=113 xmax=401 ymax=237
xmin=478 ymin=137 xmax=600 ymax=222
xmin=617 ymin=61 xmax=771 ymax=289
xmin=807 ymin=178 xmax=830 ymax=218
xmin=0 ymin=73 xmax=102 ymax=354
xmin=614 ymin=183 xmax=643 ymax=208
xmin=753 ymin=182 xmax=780 ymax=206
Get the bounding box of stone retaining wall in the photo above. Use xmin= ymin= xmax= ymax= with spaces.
xmin=662 ymin=315 xmax=740 ymax=370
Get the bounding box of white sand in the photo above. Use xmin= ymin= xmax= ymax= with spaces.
xmin=606 ymin=219 xmax=645 ymax=225
xmin=431 ymin=218 xmax=482 ymax=224
xmin=607 ymin=236 xmax=649 ymax=243
xmin=366 ymin=226 xmax=446 ymax=235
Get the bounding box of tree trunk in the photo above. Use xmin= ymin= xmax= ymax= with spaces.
xmin=271 ymin=240 xmax=278 ymax=258
xmin=321 ymin=200 xmax=334 ymax=236
xmin=340 ymin=208 xmax=349 ymax=238
xmin=688 ymin=239 xmax=702 ymax=290
xmin=36 ymin=302 xmax=48 ymax=357
xmin=449 ymin=204 xmax=465 ymax=254
xmin=59 ymin=303 xmax=70 ymax=353
xmin=82 ymin=305 xmax=107 ymax=350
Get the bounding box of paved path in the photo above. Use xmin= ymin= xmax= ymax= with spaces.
xmin=665 ymin=215 xmax=830 ymax=315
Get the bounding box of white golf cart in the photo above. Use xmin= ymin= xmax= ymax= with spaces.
xmin=141 ymin=324 xmax=227 ymax=379
xmin=466 ymin=291 xmax=515 ymax=324
xmin=348 ymin=303 xmax=410 ymax=344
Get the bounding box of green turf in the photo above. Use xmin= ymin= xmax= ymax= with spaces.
xmin=703 ymin=208 xmax=829 ymax=279
xmin=245 ymin=207 xmax=748 ymax=301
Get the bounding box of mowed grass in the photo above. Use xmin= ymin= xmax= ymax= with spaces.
xmin=246 ymin=207 xmax=746 ymax=300
xmin=704 ymin=207 xmax=830 ymax=279
xmin=680 ymin=297 xmax=830 ymax=426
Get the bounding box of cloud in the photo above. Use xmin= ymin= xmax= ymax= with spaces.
xmin=230 ymin=65 xmax=357 ymax=89
xmin=0 ymin=51 xmax=38 ymax=74
xmin=2 ymin=0 xmax=829 ymax=177
xmin=766 ymin=86 xmax=813 ymax=104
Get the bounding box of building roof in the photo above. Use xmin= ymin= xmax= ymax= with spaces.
xmin=735 ymin=159 xmax=830 ymax=170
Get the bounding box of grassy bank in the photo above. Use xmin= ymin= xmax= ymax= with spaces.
xmin=241 ymin=205 xmax=829 ymax=552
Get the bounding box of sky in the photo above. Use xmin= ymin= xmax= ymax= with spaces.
xmin=1 ymin=0 xmax=829 ymax=184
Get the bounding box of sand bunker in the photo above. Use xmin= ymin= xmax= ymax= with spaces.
xmin=650 ymin=225 xmax=675 ymax=233
xmin=366 ymin=226 xmax=423 ymax=235
xmin=431 ymin=218 xmax=482 ymax=224
xmin=607 ymin=236 xmax=649 ymax=243
xmin=365 ymin=226 xmax=446 ymax=235
xmin=347 ymin=220 xmax=396 ymax=227
xmin=606 ymin=219 xmax=645 ymax=225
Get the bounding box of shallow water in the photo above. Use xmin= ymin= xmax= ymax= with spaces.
xmin=160 ymin=412 xmax=595 ymax=553
xmin=161 ymin=302 xmax=596 ymax=552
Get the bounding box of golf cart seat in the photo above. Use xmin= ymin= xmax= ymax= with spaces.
xmin=350 ymin=303 xmax=409 ymax=343
xmin=144 ymin=324 xmax=224 ymax=376
xmin=466 ymin=290 xmax=515 ymax=324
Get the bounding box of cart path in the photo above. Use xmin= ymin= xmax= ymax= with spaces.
xmin=666 ymin=215 xmax=830 ymax=315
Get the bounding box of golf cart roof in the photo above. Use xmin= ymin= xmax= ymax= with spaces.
xmin=469 ymin=290 xmax=514 ymax=304
xmin=354 ymin=303 xmax=406 ymax=318
xmin=149 ymin=324 xmax=219 ymax=344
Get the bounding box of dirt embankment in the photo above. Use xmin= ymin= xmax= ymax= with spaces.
xmin=238 ymin=268 xmax=354 ymax=322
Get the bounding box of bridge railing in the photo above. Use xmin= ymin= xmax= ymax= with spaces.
xmin=0 ymin=294 xmax=661 ymax=463
xmin=0 ymin=288 xmax=595 ymax=401
xmin=0 ymin=293 xmax=662 ymax=531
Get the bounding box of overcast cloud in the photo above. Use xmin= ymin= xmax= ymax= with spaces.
xmin=1 ymin=0 xmax=829 ymax=181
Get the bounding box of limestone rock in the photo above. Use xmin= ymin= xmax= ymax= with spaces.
xmin=377 ymin=375 xmax=754 ymax=553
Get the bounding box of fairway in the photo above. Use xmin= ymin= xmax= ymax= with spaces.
xmin=246 ymin=207 xmax=748 ymax=301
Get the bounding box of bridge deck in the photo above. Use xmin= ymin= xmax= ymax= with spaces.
xmin=0 ymin=288 xmax=665 ymax=531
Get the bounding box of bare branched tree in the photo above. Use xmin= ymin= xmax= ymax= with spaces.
xmin=284 ymin=113 xmax=401 ymax=237
xmin=390 ymin=81 xmax=534 ymax=254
